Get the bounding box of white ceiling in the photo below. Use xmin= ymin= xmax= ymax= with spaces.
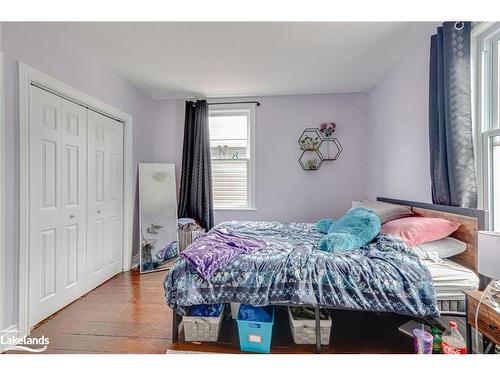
xmin=47 ymin=22 xmax=437 ymax=100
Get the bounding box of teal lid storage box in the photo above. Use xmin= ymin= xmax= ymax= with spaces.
xmin=236 ymin=307 xmax=274 ymax=353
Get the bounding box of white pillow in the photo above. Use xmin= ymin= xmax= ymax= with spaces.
xmin=411 ymin=237 xmax=467 ymax=260
xmin=351 ymin=200 xmax=414 ymax=224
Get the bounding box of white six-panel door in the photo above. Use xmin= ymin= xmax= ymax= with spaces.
xmin=29 ymin=87 xmax=124 ymax=326
xmin=29 ymin=86 xmax=88 ymax=326
xmin=86 ymin=110 xmax=124 ymax=291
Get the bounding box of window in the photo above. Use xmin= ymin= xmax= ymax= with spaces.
xmin=475 ymin=23 xmax=500 ymax=230
xmin=208 ymin=104 xmax=256 ymax=209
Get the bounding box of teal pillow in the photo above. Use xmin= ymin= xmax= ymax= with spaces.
xmin=315 ymin=218 xmax=335 ymax=234
xmin=317 ymin=208 xmax=381 ymax=252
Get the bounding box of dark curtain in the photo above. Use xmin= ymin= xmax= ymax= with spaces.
xmin=429 ymin=22 xmax=477 ymax=208
xmin=178 ymin=100 xmax=214 ymax=230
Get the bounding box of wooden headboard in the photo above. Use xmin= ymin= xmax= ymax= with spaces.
xmin=377 ymin=197 xmax=487 ymax=273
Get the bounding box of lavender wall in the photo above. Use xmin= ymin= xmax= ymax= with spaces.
xmin=0 ymin=21 xmax=436 ymax=333
xmin=153 ymin=94 xmax=370 ymax=225
xmin=366 ymin=34 xmax=434 ymax=203
xmin=153 ymin=99 xmax=184 ymax=191
xmin=0 ymin=23 xmax=157 ymax=330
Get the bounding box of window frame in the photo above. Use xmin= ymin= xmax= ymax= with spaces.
xmin=208 ymin=103 xmax=256 ymax=211
xmin=473 ymin=22 xmax=500 ymax=229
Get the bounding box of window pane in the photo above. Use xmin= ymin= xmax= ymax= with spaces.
xmin=209 ymin=115 xmax=247 ymax=139
xmin=212 ymin=160 xmax=248 ymax=208
xmin=209 ymin=111 xmax=251 ymax=209
xmin=209 ymin=115 xmax=248 ymax=159
xmin=492 ymin=136 xmax=500 ymax=231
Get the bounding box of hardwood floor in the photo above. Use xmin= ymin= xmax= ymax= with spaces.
xmin=10 ymin=270 xmax=172 ymax=354
xmin=5 ymin=269 xmax=414 ymax=354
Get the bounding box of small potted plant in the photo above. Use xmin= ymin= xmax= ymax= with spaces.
xmin=319 ymin=122 xmax=336 ymax=138
xmin=300 ymin=135 xmax=320 ymax=151
xmin=306 ymin=158 xmax=318 ymax=170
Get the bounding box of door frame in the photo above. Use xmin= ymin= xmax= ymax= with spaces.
xmin=0 ymin=51 xmax=5 ymax=335
xmin=18 ymin=62 xmax=135 ymax=337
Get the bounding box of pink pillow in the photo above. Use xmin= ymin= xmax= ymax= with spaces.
xmin=380 ymin=217 xmax=460 ymax=247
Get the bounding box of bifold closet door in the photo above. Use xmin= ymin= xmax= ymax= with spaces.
xmin=29 ymin=86 xmax=87 ymax=326
xmin=87 ymin=110 xmax=124 ymax=290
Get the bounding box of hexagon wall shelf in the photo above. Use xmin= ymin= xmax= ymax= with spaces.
xmin=298 ymin=126 xmax=343 ymax=170
xmin=298 ymin=128 xmax=322 ymax=151
xmin=318 ymin=137 xmax=343 ymax=161
xmin=298 ymin=150 xmax=323 ymax=171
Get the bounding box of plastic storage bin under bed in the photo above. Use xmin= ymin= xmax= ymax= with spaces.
xmin=236 ymin=307 xmax=275 ymax=353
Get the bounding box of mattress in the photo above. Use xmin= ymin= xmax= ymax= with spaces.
xmin=423 ymin=258 xmax=479 ymax=312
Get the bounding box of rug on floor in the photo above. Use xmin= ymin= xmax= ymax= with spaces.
xmin=166 ymin=349 xmax=216 ymax=354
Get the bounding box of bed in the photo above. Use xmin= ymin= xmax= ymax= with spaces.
xmin=165 ymin=197 xmax=486 ymax=352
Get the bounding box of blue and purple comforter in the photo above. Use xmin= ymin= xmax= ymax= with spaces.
xmin=164 ymin=221 xmax=439 ymax=318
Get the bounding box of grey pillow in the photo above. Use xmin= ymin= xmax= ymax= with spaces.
xmin=351 ymin=200 xmax=413 ymax=224
xmin=411 ymin=237 xmax=467 ymax=260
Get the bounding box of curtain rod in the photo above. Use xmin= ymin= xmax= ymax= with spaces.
xmin=207 ymin=101 xmax=261 ymax=107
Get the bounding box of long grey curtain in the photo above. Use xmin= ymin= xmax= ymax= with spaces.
xmin=429 ymin=21 xmax=477 ymax=208
xmin=178 ymin=100 xmax=214 ymax=230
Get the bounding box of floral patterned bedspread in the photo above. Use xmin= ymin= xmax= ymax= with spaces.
xmin=164 ymin=221 xmax=439 ymax=318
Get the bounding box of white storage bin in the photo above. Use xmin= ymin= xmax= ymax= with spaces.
xmin=287 ymin=307 xmax=332 ymax=345
xmin=230 ymin=303 xmax=241 ymax=319
xmin=183 ymin=305 xmax=225 ymax=342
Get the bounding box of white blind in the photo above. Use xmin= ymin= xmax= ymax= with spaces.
xmin=209 ymin=108 xmax=253 ymax=209
xmin=211 ymin=159 xmax=248 ymax=208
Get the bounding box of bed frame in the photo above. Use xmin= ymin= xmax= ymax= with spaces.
xmin=377 ymin=197 xmax=487 ymax=274
xmin=171 ymin=197 xmax=487 ymax=353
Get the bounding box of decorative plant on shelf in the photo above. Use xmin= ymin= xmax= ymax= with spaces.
xmin=300 ymin=135 xmax=320 ymax=151
xmin=306 ymin=158 xmax=318 ymax=170
xmin=319 ymin=122 xmax=336 ymax=138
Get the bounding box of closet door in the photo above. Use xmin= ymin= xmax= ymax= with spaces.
xmin=87 ymin=110 xmax=124 ymax=290
xmin=29 ymin=87 xmax=87 ymax=326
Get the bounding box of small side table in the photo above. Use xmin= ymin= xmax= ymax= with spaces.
xmin=464 ymin=290 xmax=500 ymax=354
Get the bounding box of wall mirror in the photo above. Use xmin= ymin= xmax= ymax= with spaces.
xmin=139 ymin=163 xmax=178 ymax=273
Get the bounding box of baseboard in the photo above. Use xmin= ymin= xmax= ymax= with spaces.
xmin=0 ymin=324 xmax=19 ymax=353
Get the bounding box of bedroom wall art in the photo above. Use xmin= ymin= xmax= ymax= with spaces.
xmin=298 ymin=123 xmax=343 ymax=170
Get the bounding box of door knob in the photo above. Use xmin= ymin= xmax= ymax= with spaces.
xmin=97 ymin=210 xmax=102 ymax=214
xmin=69 ymin=214 xmax=75 ymax=219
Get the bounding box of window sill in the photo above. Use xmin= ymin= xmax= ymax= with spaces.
xmin=214 ymin=207 xmax=258 ymax=212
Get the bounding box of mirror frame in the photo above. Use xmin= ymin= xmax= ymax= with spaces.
xmin=138 ymin=162 xmax=179 ymax=274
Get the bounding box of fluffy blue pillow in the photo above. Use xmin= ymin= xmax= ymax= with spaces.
xmin=317 ymin=208 xmax=381 ymax=252
xmin=315 ymin=218 xmax=336 ymax=234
